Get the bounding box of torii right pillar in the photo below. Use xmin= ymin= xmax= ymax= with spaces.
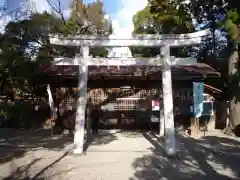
xmin=161 ymin=45 xmax=176 ymax=156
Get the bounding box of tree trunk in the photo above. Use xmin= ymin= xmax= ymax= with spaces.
xmin=229 ymin=99 xmax=240 ymax=128
xmin=228 ymin=43 xmax=240 ymax=129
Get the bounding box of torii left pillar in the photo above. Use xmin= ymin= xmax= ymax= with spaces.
xmin=161 ymin=45 xmax=176 ymax=156
xmin=73 ymin=45 xmax=89 ymax=154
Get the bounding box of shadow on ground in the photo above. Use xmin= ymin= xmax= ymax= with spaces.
xmin=0 ymin=128 xmax=76 ymax=179
xmin=0 ymin=129 xmax=74 ymax=164
xmin=0 ymin=129 xmax=130 ymax=179
xmin=1 ymin=150 xmax=70 ymax=180
xmin=130 ymin=131 xmax=240 ymax=180
xmin=2 ymin=129 xmax=240 ymax=179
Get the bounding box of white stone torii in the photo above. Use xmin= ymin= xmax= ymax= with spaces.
xmin=52 ymin=56 xmax=198 ymax=66
xmin=49 ymin=29 xmax=210 ymax=156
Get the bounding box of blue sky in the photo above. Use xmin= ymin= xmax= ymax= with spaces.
xmin=1 ymin=0 xmax=148 ymax=34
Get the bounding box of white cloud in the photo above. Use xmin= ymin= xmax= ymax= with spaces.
xmin=27 ymin=0 xmax=51 ymax=13
xmin=0 ymin=14 xmax=11 ymax=32
xmin=63 ymin=9 xmax=70 ymax=19
xmin=112 ymin=0 xmax=148 ymax=35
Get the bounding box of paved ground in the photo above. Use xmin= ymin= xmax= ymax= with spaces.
xmin=0 ymin=129 xmax=240 ymax=180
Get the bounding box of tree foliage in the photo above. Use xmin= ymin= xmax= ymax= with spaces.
xmin=0 ymin=12 xmax=64 ymax=96
xmin=132 ymin=0 xmax=195 ymax=57
xmin=0 ymin=0 xmax=111 ymax=97
xmin=134 ymin=0 xmax=240 ymax=128
xmin=70 ymin=0 xmax=111 ymax=35
xmin=189 ymin=0 xmax=240 ymax=127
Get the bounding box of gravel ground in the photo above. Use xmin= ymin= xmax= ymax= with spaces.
xmin=0 ymin=129 xmax=240 ymax=180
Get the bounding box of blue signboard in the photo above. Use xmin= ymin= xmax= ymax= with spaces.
xmin=193 ymin=82 xmax=204 ymax=118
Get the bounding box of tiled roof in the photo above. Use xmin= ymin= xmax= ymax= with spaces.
xmin=40 ymin=63 xmax=219 ymax=80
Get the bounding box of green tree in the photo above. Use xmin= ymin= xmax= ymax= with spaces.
xmin=0 ymin=12 xmax=67 ymax=97
xmin=69 ymin=0 xmax=112 ymax=57
xmin=137 ymin=0 xmax=240 ymax=130
xmin=132 ymin=0 xmax=194 ymax=57
xmin=220 ymin=2 xmax=240 ymax=129
xmin=0 ymin=0 xmax=112 ymax=96
xmin=188 ymin=0 xmax=240 ymax=129
xmin=70 ymin=0 xmax=111 ymax=35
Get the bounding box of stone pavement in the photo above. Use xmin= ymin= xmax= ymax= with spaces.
xmin=0 ymin=129 xmax=240 ymax=180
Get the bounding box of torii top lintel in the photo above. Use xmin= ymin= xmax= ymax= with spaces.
xmin=49 ymin=29 xmax=211 ymax=47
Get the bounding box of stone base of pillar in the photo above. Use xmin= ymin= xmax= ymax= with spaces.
xmin=73 ymin=147 xmax=83 ymax=154
xmin=73 ymin=129 xmax=85 ymax=153
xmin=165 ymin=152 xmax=180 ymax=159
xmin=72 ymin=147 xmax=87 ymax=156
xmin=159 ymin=129 xmax=164 ymax=137
xmin=207 ymin=114 xmax=216 ymax=131
xmin=189 ymin=116 xmax=200 ymax=137
xmin=159 ymin=111 xmax=165 ymax=137
xmin=165 ymin=141 xmax=176 ymax=156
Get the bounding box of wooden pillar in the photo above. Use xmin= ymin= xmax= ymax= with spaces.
xmin=161 ymin=45 xmax=176 ymax=156
xmin=190 ymin=116 xmax=200 ymax=137
xmin=159 ymin=74 xmax=165 ymax=137
xmin=86 ymin=98 xmax=93 ymax=140
xmin=159 ymin=109 xmax=165 ymax=137
xmin=73 ymin=46 xmax=89 ymax=154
